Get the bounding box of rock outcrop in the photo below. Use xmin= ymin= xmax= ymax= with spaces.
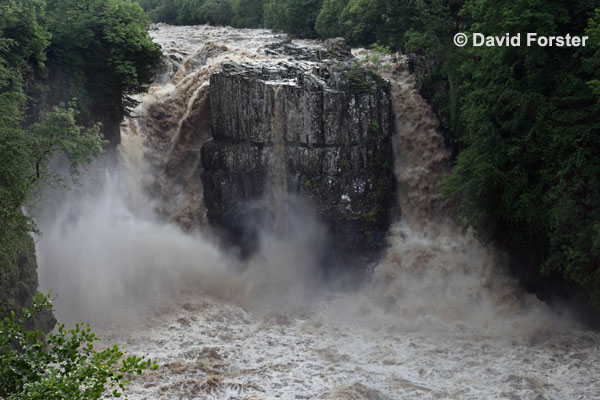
xmin=201 ymin=51 xmax=396 ymax=265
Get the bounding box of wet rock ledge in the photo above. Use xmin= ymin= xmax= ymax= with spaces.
xmin=201 ymin=42 xmax=396 ymax=266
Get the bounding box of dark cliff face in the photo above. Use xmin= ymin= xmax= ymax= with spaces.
xmin=0 ymin=232 xmax=56 ymax=332
xmin=201 ymin=53 xmax=396 ymax=267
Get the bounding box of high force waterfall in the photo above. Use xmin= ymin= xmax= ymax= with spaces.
xmin=34 ymin=24 xmax=600 ymax=400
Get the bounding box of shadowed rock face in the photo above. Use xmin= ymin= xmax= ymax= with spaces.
xmin=201 ymin=55 xmax=396 ymax=266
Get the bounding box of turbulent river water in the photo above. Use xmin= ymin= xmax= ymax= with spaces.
xmin=35 ymin=24 xmax=600 ymax=399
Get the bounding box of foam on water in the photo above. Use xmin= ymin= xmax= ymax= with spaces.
xmin=100 ymin=293 xmax=600 ymax=399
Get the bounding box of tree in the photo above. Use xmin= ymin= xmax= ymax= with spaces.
xmin=339 ymin=0 xmax=383 ymax=44
xmin=176 ymin=0 xmax=205 ymax=25
xmin=198 ymin=0 xmax=234 ymax=26
xmin=263 ymin=0 xmax=288 ymax=32
xmin=443 ymin=0 xmax=600 ymax=307
xmin=45 ymin=0 xmax=162 ymax=145
xmin=231 ymin=0 xmax=263 ymax=28
xmin=315 ymin=0 xmax=348 ymax=38
xmin=1 ymin=0 xmax=106 ymax=321
xmin=263 ymin=0 xmax=323 ymax=37
xmin=585 ymin=8 xmax=600 ymax=99
xmin=285 ymin=0 xmax=323 ymax=37
xmin=0 ymin=294 xmax=158 ymax=399
xmin=1 ymin=0 xmax=159 ymax=320
xmin=149 ymin=0 xmax=180 ymax=24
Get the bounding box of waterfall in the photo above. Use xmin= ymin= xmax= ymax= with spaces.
xmin=32 ymin=24 xmax=598 ymax=400
xmin=269 ymin=84 xmax=289 ymax=234
xmin=334 ymin=52 xmax=554 ymax=332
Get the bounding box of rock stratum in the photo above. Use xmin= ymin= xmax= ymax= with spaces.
xmin=202 ymin=58 xmax=396 ymax=261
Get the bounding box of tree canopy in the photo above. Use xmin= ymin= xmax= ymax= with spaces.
xmin=1 ymin=2 xmax=161 ymax=396
xmin=45 ymin=0 xmax=162 ymax=134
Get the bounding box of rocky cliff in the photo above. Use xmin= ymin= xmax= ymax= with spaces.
xmin=0 ymin=231 xmax=55 ymax=332
xmin=201 ymin=49 xmax=396 ymax=265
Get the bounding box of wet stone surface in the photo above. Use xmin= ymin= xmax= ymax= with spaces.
xmin=202 ymin=52 xmax=396 ymax=263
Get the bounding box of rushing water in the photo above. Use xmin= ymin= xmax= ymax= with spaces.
xmin=35 ymin=24 xmax=600 ymax=399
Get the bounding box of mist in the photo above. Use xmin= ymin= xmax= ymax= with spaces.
xmin=35 ymin=171 xmax=225 ymax=324
xmin=34 ymin=167 xmax=332 ymax=326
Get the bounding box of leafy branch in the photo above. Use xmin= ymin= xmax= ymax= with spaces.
xmin=0 ymin=293 xmax=158 ymax=399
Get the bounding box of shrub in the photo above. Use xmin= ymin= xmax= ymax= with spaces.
xmin=0 ymin=293 xmax=157 ymax=399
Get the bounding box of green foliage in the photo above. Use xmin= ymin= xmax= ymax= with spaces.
xmin=333 ymin=0 xmax=410 ymax=49
xmin=142 ymin=0 xmax=179 ymax=24
xmin=345 ymin=59 xmax=386 ymax=95
xmin=1 ymin=2 xmax=104 ymax=320
xmin=0 ymin=293 xmax=158 ymax=399
xmin=30 ymin=105 xmax=106 ymax=183
xmin=175 ymin=0 xmax=204 ymax=24
xmin=284 ymin=0 xmax=323 ymax=37
xmin=0 ymin=233 xmax=38 ymax=322
xmin=231 ymin=0 xmax=263 ymax=28
xmin=0 ymin=97 xmax=33 ymax=262
xmin=1 ymin=102 xmax=104 ymax=251
xmin=198 ymin=0 xmax=234 ymax=26
xmin=346 ymin=60 xmax=373 ymax=94
xmin=359 ymin=43 xmax=392 ymax=73
xmin=1 ymin=0 xmax=157 ymax=319
xmin=364 ymin=207 xmax=381 ymax=224
xmin=0 ymin=1 xmax=44 ymax=314
xmin=440 ymin=0 xmax=600 ymax=308
xmin=0 ymin=102 xmax=104 ymax=319
xmin=586 ymin=8 xmax=600 ymax=100
xmin=262 ymin=0 xmax=286 ymax=32
xmin=369 ymin=118 xmax=379 ymax=134
xmin=0 ymin=0 xmax=50 ymax=88
xmin=263 ymin=0 xmax=323 ymax=37
xmin=45 ymin=0 xmax=162 ymax=123
xmin=315 ymin=0 xmax=348 ymax=38
xmin=339 ymin=0 xmax=382 ymax=44
xmin=403 ymin=0 xmax=456 ymax=57
xmin=140 ymin=0 xmax=236 ymax=26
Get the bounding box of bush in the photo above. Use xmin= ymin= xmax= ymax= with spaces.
xmin=0 ymin=294 xmax=157 ymax=399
